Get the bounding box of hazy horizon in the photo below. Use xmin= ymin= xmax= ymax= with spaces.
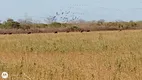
xmin=0 ymin=0 xmax=142 ymax=22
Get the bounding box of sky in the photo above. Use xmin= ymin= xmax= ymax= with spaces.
xmin=0 ymin=0 xmax=142 ymax=22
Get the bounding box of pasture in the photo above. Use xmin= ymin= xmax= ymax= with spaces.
xmin=0 ymin=30 xmax=142 ymax=80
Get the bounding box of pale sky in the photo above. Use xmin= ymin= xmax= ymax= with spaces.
xmin=0 ymin=0 xmax=142 ymax=22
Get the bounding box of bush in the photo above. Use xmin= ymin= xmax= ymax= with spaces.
xmin=49 ymin=22 xmax=61 ymax=28
xmin=37 ymin=24 xmax=48 ymax=28
xmin=61 ymin=23 xmax=67 ymax=27
xmin=3 ymin=18 xmax=20 ymax=29
xmin=20 ymin=24 xmax=31 ymax=30
xmin=11 ymin=21 xmax=20 ymax=29
xmin=129 ymin=21 xmax=137 ymax=27
xmin=68 ymin=26 xmax=81 ymax=32
xmin=97 ymin=19 xmax=105 ymax=26
xmin=0 ymin=24 xmax=4 ymax=28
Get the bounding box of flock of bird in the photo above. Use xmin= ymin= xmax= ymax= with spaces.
xmin=45 ymin=4 xmax=87 ymax=23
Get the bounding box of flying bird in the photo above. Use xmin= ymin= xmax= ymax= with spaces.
xmin=56 ymin=12 xmax=59 ymax=15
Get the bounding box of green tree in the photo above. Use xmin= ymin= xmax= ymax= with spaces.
xmin=3 ymin=18 xmax=20 ymax=29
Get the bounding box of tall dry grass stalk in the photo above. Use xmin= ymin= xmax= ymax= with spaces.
xmin=0 ymin=30 xmax=142 ymax=80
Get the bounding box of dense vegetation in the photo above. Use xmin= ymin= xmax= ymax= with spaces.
xmin=0 ymin=18 xmax=142 ymax=34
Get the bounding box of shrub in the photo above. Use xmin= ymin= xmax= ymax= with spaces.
xmin=129 ymin=21 xmax=137 ymax=27
xmin=0 ymin=23 xmax=3 ymax=28
xmin=69 ymin=26 xmax=81 ymax=32
xmin=61 ymin=23 xmax=67 ymax=27
xmin=97 ymin=19 xmax=105 ymax=26
xmin=49 ymin=22 xmax=61 ymax=28
xmin=20 ymin=24 xmax=31 ymax=30
xmin=3 ymin=18 xmax=20 ymax=29
xmin=11 ymin=21 xmax=20 ymax=29
xmin=37 ymin=24 xmax=48 ymax=28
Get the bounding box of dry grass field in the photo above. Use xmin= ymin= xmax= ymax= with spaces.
xmin=0 ymin=30 xmax=142 ymax=80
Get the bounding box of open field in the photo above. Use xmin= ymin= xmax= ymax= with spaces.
xmin=0 ymin=30 xmax=142 ymax=80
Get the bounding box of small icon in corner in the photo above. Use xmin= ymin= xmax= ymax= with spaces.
xmin=1 ymin=72 xmax=8 ymax=79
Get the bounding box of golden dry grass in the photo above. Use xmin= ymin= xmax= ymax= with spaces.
xmin=0 ymin=30 xmax=142 ymax=80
